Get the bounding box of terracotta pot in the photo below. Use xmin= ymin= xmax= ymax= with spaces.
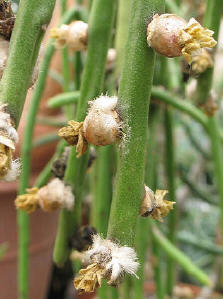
xmin=0 ymin=180 xmax=59 ymax=299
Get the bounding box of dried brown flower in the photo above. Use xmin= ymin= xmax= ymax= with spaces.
xmin=58 ymin=121 xmax=88 ymax=158
xmin=74 ymin=263 xmax=105 ymax=293
xmin=15 ymin=187 xmax=39 ymax=213
xmin=140 ymin=186 xmax=175 ymax=222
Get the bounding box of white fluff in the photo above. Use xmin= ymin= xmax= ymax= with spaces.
xmin=84 ymin=235 xmax=139 ymax=283
xmin=0 ymin=104 xmax=18 ymax=144
xmin=3 ymin=159 xmax=21 ymax=182
xmin=106 ymin=245 xmax=139 ymax=281
xmin=38 ymin=178 xmax=75 ymax=210
xmin=89 ymin=95 xmax=118 ymax=114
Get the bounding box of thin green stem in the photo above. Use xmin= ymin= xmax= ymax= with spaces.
xmin=92 ymin=146 xmax=113 ymax=237
xmin=53 ymin=0 xmax=117 ymax=266
xmin=152 ymin=225 xmax=212 ymax=286
xmin=0 ymin=0 xmax=56 ymax=126
xmin=196 ymin=0 xmax=223 ymax=105
xmin=60 ymin=0 xmax=74 ymax=120
xmin=107 ymin=0 xmax=165 ymax=246
xmin=133 ymin=114 xmax=158 ymax=299
xmin=47 ymin=91 xmax=80 ymax=108
xmin=115 ymin=0 xmax=132 ymax=77
xmin=208 ymin=117 xmax=223 ymax=231
xmin=151 ymin=87 xmax=208 ymax=129
xmin=17 ymin=9 xmax=77 ymax=299
xmin=164 ymin=108 xmax=177 ymax=296
xmin=165 ymin=0 xmax=182 ymax=16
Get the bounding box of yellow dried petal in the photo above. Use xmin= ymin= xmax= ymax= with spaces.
xmin=15 ymin=187 xmax=39 ymax=213
xmin=58 ymin=121 xmax=88 ymax=158
xmin=58 ymin=121 xmax=82 ymax=145
xmin=0 ymin=143 xmax=12 ymax=178
xmin=76 ymin=126 xmax=88 ymax=158
xmin=179 ymin=18 xmax=217 ymax=64
xmin=50 ymin=28 xmax=59 ymax=39
xmin=151 ymin=190 xmax=175 ymax=222
xmin=74 ymin=263 xmax=105 ymax=293
xmin=191 ymin=49 xmax=213 ymax=75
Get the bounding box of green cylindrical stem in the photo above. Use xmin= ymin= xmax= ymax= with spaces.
xmin=133 ymin=114 xmax=158 ymax=299
xmin=208 ymin=117 xmax=223 ymax=231
xmin=107 ymin=0 xmax=165 ymax=246
xmin=115 ymin=0 xmax=132 ymax=77
xmin=152 ymin=225 xmax=211 ymax=286
xmin=17 ymin=9 xmax=77 ymax=299
xmin=0 ymin=0 xmax=56 ymax=126
xmin=92 ymin=146 xmax=113 ymax=236
xmin=164 ymin=108 xmax=177 ymax=296
xmin=53 ymin=0 xmax=117 ymax=266
xmin=196 ymin=0 xmax=223 ymax=105
xmin=48 ymin=91 xmax=80 ymax=108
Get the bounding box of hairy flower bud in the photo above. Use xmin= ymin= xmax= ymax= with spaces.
xmin=15 ymin=178 xmax=75 ymax=213
xmin=147 ymin=14 xmax=217 ymax=64
xmin=0 ymin=104 xmax=20 ymax=181
xmin=0 ymin=37 xmax=9 ymax=78
xmin=51 ymin=21 xmax=88 ymax=51
xmin=74 ymin=235 xmax=139 ymax=293
xmin=83 ymin=95 xmax=121 ymax=146
xmin=58 ymin=96 xmax=122 ymax=158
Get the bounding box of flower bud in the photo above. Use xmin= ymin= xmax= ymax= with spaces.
xmin=191 ymin=48 xmax=213 ymax=75
xmin=0 ymin=104 xmax=20 ymax=181
xmin=0 ymin=37 xmax=9 ymax=79
xmin=74 ymin=235 xmax=139 ymax=293
xmin=51 ymin=21 xmax=88 ymax=51
xmin=139 ymin=185 xmax=174 ymax=222
xmin=15 ymin=178 xmax=75 ymax=213
xmin=83 ymin=95 xmax=121 ymax=146
xmin=38 ymin=178 xmax=74 ymax=212
xmin=147 ymin=14 xmax=217 ymax=64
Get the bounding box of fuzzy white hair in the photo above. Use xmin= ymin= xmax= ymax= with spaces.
xmin=3 ymin=159 xmax=21 ymax=181
xmin=89 ymin=95 xmax=118 ymax=114
xmin=84 ymin=235 xmax=139 ymax=282
xmin=38 ymin=178 xmax=75 ymax=210
xmin=0 ymin=105 xmax=18 ymax=145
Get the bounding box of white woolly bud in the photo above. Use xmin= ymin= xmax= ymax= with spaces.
xmin=3 ymin=159 xmax=21 ymax=181
xmin=0 ymin=104 xmax=18 ymax=146
xmin=0 ymin=37 xmax=9 ymax=79
xmin=37 ymin=178 xmax=75 ymax=211
xmin=83 ymin=235 xmax=139 ymax=284
xmin=106 ymin=245 xmax=139 ymax=283
xmin=51 ymin=21 xmax=88 ymax=51
xmin=83 ymin=95 xmax=121 ymax=146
